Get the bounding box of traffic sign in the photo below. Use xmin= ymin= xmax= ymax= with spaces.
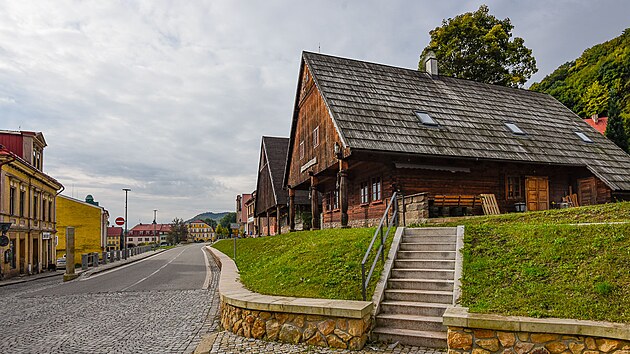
xmin=115 ymin=217 xmax=125 ymax=226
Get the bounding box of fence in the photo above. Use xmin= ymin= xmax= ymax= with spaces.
xmin=80 ymin=245 xmax=155 ymax=271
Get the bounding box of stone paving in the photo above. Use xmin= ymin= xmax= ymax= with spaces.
xmin=0 ymin=248 xmax=444 ymax=354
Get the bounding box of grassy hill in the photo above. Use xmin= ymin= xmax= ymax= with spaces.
xmin=212 ymin=228 xmax=392 ymax=301
xmin=432 ymin=201 xmax=630 ymax=323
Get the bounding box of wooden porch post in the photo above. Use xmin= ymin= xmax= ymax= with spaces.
xmin=276 ymin=205 xmax=281 ymax=235
xmin=266 ymin=211 xmax=270 ymax=236
xmin=288 ymin=188 xmax=295 ymax=232
xmin=339 ymin=160 xmax=349 ymax=228
xmin=310 ymin=175 xmax=320 ymax=230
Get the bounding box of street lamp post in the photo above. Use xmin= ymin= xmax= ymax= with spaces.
xmin=153 ymin=209 xmax=158 ymax=247
xmin=123 ymin=188 xmax=131 ymax=259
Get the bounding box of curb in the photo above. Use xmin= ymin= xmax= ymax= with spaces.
xmin=79 ymin=249 xmax=167 ymax=278
xmin=0 ymin=270 xmax=64 ymax=288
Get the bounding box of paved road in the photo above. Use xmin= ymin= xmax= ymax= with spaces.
xmin=0 ymin=243 xmax=220 ymax=354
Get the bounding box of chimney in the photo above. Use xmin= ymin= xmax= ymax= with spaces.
xmin=424 ymin=51 xmax=438 ymax=76
xmin=591 ymin=113 xmax=598 ymax=123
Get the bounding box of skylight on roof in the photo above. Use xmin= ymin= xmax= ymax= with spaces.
xmin=505 ymin=122 xmax=526 ymax=135
xmin=575 ymin=131 xmax=593 ymax=143
xmin=415 ymin=111 xmax=438 ymax=126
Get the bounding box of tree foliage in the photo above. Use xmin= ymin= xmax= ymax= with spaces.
xmin=420 ymin=5 xmax=537 ymax=87
xmin=530 ymin=28 xmax=630 ymax=150
xmin=606 ymin=92 xmax=629 ymax=152
xmin=167 ymin=218 xmax=188 ymax=244
xmin=204 ymin=218 xmax=217 ymax=229
xmin=219 ymin=212 xmax=237 ymax=229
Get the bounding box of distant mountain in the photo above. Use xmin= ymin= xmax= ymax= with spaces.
xmin=186 ymin=212 xmax=230 ymax=223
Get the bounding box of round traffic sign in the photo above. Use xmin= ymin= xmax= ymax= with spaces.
xmin=115 ymin=217 xmax=125 ymax=226
xmin=0 ymin=235 xmax=9 ymax=247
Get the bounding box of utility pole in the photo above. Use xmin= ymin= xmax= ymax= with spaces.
xmin=123 ymin=188 xmax=131 ymax=259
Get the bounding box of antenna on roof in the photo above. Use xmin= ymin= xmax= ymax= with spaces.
xmin=318 ymin=42 xmax=321 ymax=53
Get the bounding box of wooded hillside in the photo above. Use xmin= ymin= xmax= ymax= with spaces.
xmin=530 ymin=28 xmax=630 ymax=130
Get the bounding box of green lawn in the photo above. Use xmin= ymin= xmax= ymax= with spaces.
xmin=430 ymin=201 xmax=630 ymax=323
xmin=212 ymin=227 xmax=393 ymax=301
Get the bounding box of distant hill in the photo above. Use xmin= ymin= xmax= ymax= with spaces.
xmin=530 ymin=28 xmax=630 ymax=123
xmin=187 ymin=212 xmax=230 ymax=223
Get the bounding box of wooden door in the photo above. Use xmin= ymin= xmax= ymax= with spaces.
xmin=577 ymin=177 xmax=597 ymax=206
xmin=526 ymin=176 xmax=549 ymax=211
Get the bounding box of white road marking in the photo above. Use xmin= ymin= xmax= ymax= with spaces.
xmin=80 ymin=250 xmax=168 ymax=281
xmin=120 ymin=248 xmax=188 ymax=291
xmin=202 ymin=247 xmax=211 ymax=290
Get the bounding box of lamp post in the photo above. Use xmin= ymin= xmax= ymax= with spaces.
xmin=153 ymin=209 xmax=157 ymax=247
xmin=123 ymin=188 xmax=131 ymax=259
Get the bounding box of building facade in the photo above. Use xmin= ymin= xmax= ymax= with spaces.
xmin=0 ymin=131 xmax=63 ymax=278
xmin=187 ymin=219 xmax=214 ymax=242
xmin=127 ymin=223 xmax=172 ymax=246
xmin=284 ymin=52 xmax=630 ymax=229
xmin=236 ymin=193 xmax=253 ymax=235
xmin=56 ymin=195 xmax=109 ymax=263
xmin=106 ymin=226 xmax=122 ymax=251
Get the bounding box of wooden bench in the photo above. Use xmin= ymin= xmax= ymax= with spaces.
xmin=432 ymin=195 xmax=481 ymax=208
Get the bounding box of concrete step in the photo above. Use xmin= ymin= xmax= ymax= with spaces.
xmin=404 ymin=227 xmax=457 ymax=237
xmin=391 ymin=268 xmax=455 ymax=280
xmin=396 ymin=247 xmax=456 ymax=258
xmin=402 ymin=235 xmax=457 ymax=243
xmin=379 ymin=300 xmax=449 ymax=317
xmin=372 ymin=327 xmax=447 ymax=348
xmin=394 ymin=259 xmax=456 ymax=270
xmin=387 ymin=278 xmax=454 ymax=291
xmin=397 ymin=243 xmax=456 ymax=253
xmin=376 ymin=313 xmax=446 ymax=332
xmin=384 ymin=289 xmax=453 ymax=303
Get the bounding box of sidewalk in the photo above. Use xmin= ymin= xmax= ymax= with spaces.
xmin=0 ymin=248 xmax=166 ymax=287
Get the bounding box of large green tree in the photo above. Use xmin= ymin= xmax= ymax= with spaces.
xmin=420 ymin=5 xmax=537 ymax=87
xmin=606 ymin=93 xmax=629 ymax=153
xmin=167 ymin=218 xmax=189 ymax=244
xmin=219 ymin=212 xmax=237 ymax=229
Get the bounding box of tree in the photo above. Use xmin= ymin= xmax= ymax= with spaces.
xmin=204 ymin=218 xmax=217 ymax=229
xmin=219 ymin=212 xmax=237 ymax=229
xmin=215 ymin=224 xmax=227 ymax=237
xmin=582 ymin=81 xmax=609 ymax=117
xmin=605 ymin=93 xmax=629 ymax=153
xmin=167 ymin=218 xmax=189 ymax=244
xmin=420 ymin=5 xmax=537 ymax=87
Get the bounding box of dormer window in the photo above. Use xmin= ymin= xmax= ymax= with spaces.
xmin=575 ymin=131 xmax=593 ymax=143
xmin=505 ymin=122 xmax=526 ymax=135
xmin=414 ymin=111 xmax=438 ymax=126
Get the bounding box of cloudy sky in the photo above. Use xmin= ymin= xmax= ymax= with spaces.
xmin=1 ymin=1 xmax=628 ymax=226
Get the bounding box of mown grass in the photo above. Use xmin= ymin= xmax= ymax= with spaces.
xmin=213 ymin=227 xmax=393 ymax=301
xmin=428 ymin=201 xmax=630 ymax=323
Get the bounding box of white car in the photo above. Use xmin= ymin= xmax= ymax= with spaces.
xmin=56 ymin=255 xmax=66 ymax=269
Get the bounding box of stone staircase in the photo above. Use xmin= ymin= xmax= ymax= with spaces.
xmin=372 ymin=227 xmax=458 ymax=348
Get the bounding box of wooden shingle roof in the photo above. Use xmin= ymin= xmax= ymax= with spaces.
xmin=302 ymin=51 xmax=630 ymax=191
xmin=260 ymin=137 xmax=310 ymax=208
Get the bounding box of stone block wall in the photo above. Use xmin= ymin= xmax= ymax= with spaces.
xmin=398 ymin=192 xmax=429 ymax=225
xmin=447 ymin=327 xmax=630 ymax=354
xmin=221 ymin=302 xmax=371 ymax=350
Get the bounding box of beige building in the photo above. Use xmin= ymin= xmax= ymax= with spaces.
xmin=187 ymin=219 xmax=214 ymax=242
xmin=0 ymin=131 xmax=63 ymax=279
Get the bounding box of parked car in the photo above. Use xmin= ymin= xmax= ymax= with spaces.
xmin=56 ymin=255 xmax=66 ymax=269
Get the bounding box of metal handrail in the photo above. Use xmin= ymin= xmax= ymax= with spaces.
xmin=361 ymin=191 xmax=399 ymax=300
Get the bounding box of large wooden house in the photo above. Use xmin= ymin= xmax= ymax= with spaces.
xmin=283 ymin=52 xmax=630 ymax=228
xmin=254 ymin=136 xmax=309 ymax=234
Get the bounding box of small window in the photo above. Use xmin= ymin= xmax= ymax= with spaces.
xmin=414 ymin=111 xmax=438 ymax=126
xmin=333 ymin=190 xmax=339 ymax=210
xmin=313 ymin=126 xmax=319 ymax=148
xmin=371 ymin=177 xmax=382 ymax=201
xmin=506 ymin=176 xmax=522 ymax=199
xmin=575 ymin=131 xmax=593 ymax=143
xmin=360 ymin=182 xmax=369 ymax=204
xmin=505 ymin=122 xmax=526 ymax=135
xmin=299 ymin=141 xmax=305 ymax=159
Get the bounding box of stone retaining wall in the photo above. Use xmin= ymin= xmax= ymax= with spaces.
xmin=398 ymin=192 xmax=429 ymax=225
xmin=221 ymin=302 xmax=370 ymax=350
xmin=444 ymin=307 xmax=630 ymax=354
xmin=209 ymin=246 xmax=373 ymax=350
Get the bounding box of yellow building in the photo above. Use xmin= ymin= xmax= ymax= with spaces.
xmin=187 ymin=219 xmax=215 ymax=242
xmin=107 ymin=226 xmax=122 ymax=251
xmin=56 ymin=195 xmax=109 ymax=263
xmin=0 ymin=131 xmax=63 ymax=279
